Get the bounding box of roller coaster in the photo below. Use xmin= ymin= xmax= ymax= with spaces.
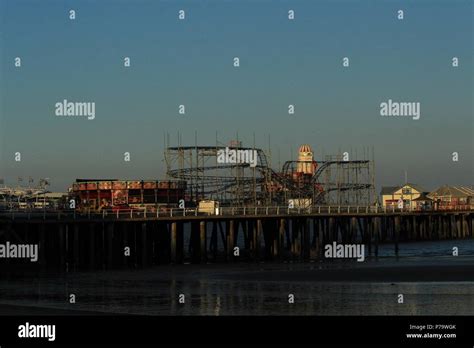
xmin=165 ymin=144 xmax=375 ymax=206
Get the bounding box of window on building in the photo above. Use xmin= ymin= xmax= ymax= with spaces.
xmin=402 ymin=187 xmax=411 ymax=195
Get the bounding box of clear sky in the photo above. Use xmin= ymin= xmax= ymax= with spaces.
xmin=0 ymin=0 xmax=472 ymax=192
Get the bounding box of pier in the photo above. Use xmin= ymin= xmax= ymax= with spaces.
xmin=0 ymin=206 xmax=473 ymax=271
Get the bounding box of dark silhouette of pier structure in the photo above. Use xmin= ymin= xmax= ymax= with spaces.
xmin=0 ymin=206 xmax=472 ymax=271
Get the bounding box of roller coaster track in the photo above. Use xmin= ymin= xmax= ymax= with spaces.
xmin=166 ymin=146 xmax=372 ymax=203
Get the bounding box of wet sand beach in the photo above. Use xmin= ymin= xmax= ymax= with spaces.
xmin=1 ymin=240 xmax=473 ymax=316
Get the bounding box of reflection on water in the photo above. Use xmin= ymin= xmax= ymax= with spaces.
xmin=1 ymin=239 xmax=474 ymax=316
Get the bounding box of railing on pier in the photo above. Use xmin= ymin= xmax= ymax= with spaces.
xmin=1 ymin=204 xmax=474 ymax=221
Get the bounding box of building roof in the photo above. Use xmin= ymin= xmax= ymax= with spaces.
xmin=380 ymin=186 xmax=400 ymax=195
xmin=76 ymin=179 xmax=118 ymax=182
xmin=458 ymin=186 xmax=474 ymax=195
xmin=428 ymin=185 xmax=474 ymax=199
xmin=298 ymin=144 xmax=312 ymax=153
xmin=380 ymin=183 xmax=424 ymax=195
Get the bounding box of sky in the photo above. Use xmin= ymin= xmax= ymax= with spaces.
xmin=0 ymin=0 xmax=472 ymax=192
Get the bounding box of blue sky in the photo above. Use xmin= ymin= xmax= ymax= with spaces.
xmin=0 ymin=0 xmax=472 ymax=191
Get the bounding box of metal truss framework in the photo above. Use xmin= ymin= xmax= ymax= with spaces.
xmin=165 ymin=145 xmax=375 ymax=206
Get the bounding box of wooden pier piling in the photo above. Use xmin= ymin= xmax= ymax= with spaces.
xmin=0 ymin=209 xmax=472 ymax=270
